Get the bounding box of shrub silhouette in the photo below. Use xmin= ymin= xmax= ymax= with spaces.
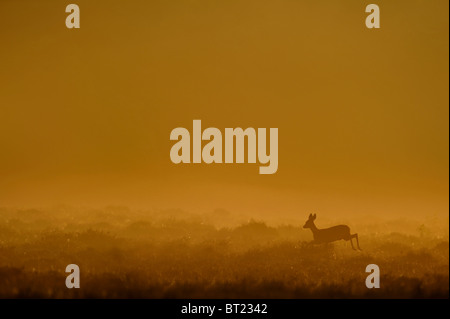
xmin=0 ymin=207 xmax=447 ymax=298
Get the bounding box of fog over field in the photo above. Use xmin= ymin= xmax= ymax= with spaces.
xmin=0 ymin=0 xmax=448 ymax=300
xmin=0 ymin=206 xmax=447 ymax=298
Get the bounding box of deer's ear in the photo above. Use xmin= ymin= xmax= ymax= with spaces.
xmin=308 ymin=213 xmax=312 ymax=218
xmin=313 ymin=214 xmax=317 ymax=220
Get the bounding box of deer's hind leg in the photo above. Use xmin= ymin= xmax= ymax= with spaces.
xmin=349 ymin=236 xmax=356 ymax=250
xmin=351 ymin=233 xmax=361 ymax=250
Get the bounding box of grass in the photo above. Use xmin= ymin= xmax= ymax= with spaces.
xmin=0 ymin=206 xmax=448 ymax=298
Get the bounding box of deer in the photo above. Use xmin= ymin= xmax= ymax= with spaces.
xmin=303 ymin=213 xmax=361 ymax=250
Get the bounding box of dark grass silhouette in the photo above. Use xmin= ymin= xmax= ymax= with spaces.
xmin=0 ymin=207 xmax=448 ymax=298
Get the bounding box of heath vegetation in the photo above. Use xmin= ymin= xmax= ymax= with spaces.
xmin=0 ymin=206 xmax=448 ymax=298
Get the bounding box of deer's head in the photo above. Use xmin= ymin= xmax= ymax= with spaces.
xmin=303 ymin=213 xmax=316 ymax=229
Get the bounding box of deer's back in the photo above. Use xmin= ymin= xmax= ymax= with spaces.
xmin=315 ymin=225 xmax=351 ymax=242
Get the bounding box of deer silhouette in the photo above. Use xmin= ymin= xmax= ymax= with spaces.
xmin=303 ymin=213 xmax=361 ymax=250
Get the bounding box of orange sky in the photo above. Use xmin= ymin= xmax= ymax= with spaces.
xmin=0 ymin=0 xmax=448 ymax=218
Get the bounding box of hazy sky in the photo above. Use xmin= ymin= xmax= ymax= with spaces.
xmin=0 ymin=0 xmax=448 ymax=218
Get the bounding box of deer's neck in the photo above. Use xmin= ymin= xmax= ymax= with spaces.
xmin=310 ymin=222 xmax=319 ymax=232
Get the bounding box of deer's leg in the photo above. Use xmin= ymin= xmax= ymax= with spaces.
xmin=349 ymin=236 xmax=356 ymax=250
xmin=353 ymin=233 xmax=362 ymax=250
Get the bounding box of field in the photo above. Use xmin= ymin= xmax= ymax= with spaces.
xmin=0 ymin=206 xmax=448 ymax=298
